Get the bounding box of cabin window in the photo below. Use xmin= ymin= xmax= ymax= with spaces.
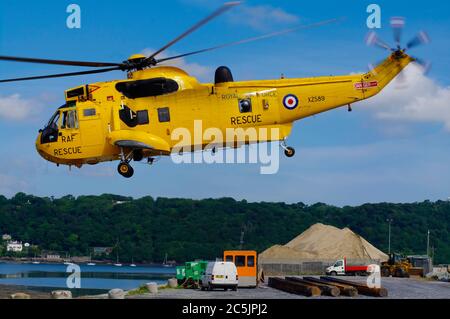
xmin=137 ymin=110 xmax=149 ymax=125
xmin=158 ymin=107 xmax=171 ymax=123
xmin=335 ymin=260 xmax=343 ymax=267
xmin=83 ymin=108 xmax=96 ymax=117
xmin=235 ymin=255 xmax=246 ymax=267
xmin=61 ymin=109 xmax=78 ymax=129
xmin=115 ymin=78 xmax=179 ymax=99
xmin=239 ymin=98 xmax=252 ymax=113
xmin=120 ymin=105 xmax=137 ymax=127
xmin=225 ymin=255 xmax=233 ymax=262
xmin=247 ymin=256 xmax=255 ymax=267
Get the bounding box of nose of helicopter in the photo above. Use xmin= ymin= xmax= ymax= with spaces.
xmin=35 ymin=132 xmax=46 ymax=159
xmin=35 ymin=131 xmax=54 ymax=163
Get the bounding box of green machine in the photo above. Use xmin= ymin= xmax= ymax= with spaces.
xmin=176 ymin=261 xmax=208 ymax=288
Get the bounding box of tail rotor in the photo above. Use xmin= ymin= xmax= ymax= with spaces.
xmin=366 ymin=17 xmax=431 ymax=87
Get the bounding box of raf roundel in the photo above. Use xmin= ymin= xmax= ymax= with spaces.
xmin=283 ymin=94 xmax=299 ymax=110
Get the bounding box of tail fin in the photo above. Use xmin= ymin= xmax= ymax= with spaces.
xmin=367 ymin=51 xmax=414 ymax=92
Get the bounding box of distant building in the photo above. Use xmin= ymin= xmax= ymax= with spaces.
xmin=2 ymin=234 xmax=12 ymax=241
xmin=7 ymin=241 xmax=23 ymax=252
xmin=113 ymin=201 xmax=129 ymax=206
xmin=93 ymin=247 xmax=113 ymax=255
xmin=408 ymin=255 xmax=433 ymax=275
xmin=45 ymin=253 xmax=62 ymax=261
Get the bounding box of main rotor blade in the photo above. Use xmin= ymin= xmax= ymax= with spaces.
xmin=366 ymin=32 xmax=392 ymax=51
xmin=0 ymin=67 xmax=121 ymax=83
xmin=406 ymin=31 xmax=430 ymax=50
xmin=0 ymin=55 xmax=122 ymax=68
xmin=156 ymin=18 xmax=343 ymax=64
xmin=390 ymin=16 xmax=405 ymax=48
xmin=146 ymin=1 xmax=241 ymax=61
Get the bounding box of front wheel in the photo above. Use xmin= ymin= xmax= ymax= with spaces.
xmin=330 ymin=271 xmax=338 ymax=276
xmin=118 ymin=162 xmax=134 ymax=178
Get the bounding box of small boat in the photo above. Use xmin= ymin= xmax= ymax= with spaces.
xmin=130 ymin=263 xmax=137 ymax=267
xmin=32 ymin=261 xmax=40 ymax=265
xmin=87 ymin=253 xmax=95 ymax=266
xmin=163 ymin=253 xmax=171 ymax=267
xmin=114 ymin=243 xmax=122 ymax=266
xmin=130 ymin=257 xmax=136 ymax=267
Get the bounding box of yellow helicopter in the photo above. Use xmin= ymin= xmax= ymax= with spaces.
xmin=0 ymin=4 xmax=430 ymax=178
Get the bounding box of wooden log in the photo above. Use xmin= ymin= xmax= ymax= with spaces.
xmin=268 ymin=277 xmax=321 ymax=297
xmin=303 ymin=277 xmax=358 ymax=297
xmin=286 ymin=277 xmax=340 ymax=297
xmin=320 ymin=276 xmax=388 ymax=297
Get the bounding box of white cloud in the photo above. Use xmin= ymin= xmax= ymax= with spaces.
xmin=230 ymin=5 xmax=300 ymax=31
xmin=0 ymin=94 xmax=40 ymax=121
xmin=141 ymin=48 xmax=213 ymax=82
xmin=362 ymin=64 xmax=450 ymax=131
xmin=181 ymin=1 xmax=300 ymax=31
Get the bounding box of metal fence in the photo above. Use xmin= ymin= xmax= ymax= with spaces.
xmin=260 ymin=259 xmax=382 ymax=276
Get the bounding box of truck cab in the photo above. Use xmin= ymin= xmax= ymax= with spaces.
xmin=326 ymin=259 xmax=346 ymax=276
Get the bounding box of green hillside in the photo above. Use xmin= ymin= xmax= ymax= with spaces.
xmin=0 ymin=193 xmax=448 ymax=264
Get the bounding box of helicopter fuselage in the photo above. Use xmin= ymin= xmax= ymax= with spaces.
xmin=36 ymin=52 xmax=413 ymax=174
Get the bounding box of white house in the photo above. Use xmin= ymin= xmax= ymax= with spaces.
xmin=2 ymin=234 xmax=12 ymax=241
xmin=7 ymin=241 xmax=23 ymax=252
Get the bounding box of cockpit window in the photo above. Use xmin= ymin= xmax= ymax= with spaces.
xmin=115 ymin=78 xmax=179 ymax=99
xmin=61 ymin=109 xmax=78 ymax=129
xmin=47 ymin=112 xmax=60 ymax=129
xmin=41 ymin=110 xmax=61 ymax=144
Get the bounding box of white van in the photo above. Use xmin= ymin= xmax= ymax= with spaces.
xmin=201 ymin=261 xmax=238 ymax=291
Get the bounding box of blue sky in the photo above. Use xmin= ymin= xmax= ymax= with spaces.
xmin=0 ymin=0 xmax=449 ymax=205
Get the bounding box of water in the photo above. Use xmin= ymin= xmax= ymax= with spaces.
xmin=0 ymin=262 xmax=176 ymax=297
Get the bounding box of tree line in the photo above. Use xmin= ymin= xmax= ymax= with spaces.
xmin=0 ymin=193 xmax=448 ymax=264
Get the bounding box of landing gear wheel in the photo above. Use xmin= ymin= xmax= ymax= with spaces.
xmin=118 ymin=162 xmax=134 ymax=178
xmin=284 ymin=147 xmax=296 ymax=158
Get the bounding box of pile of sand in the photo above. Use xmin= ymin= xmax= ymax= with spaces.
xmin=260 ymin=223 xmax=388 ymax=262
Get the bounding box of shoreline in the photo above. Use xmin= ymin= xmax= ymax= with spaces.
xmin=0 ymin=284 xmax=52 ymax=299
xmin=0 ymin=258 xmax=176 ymax=267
